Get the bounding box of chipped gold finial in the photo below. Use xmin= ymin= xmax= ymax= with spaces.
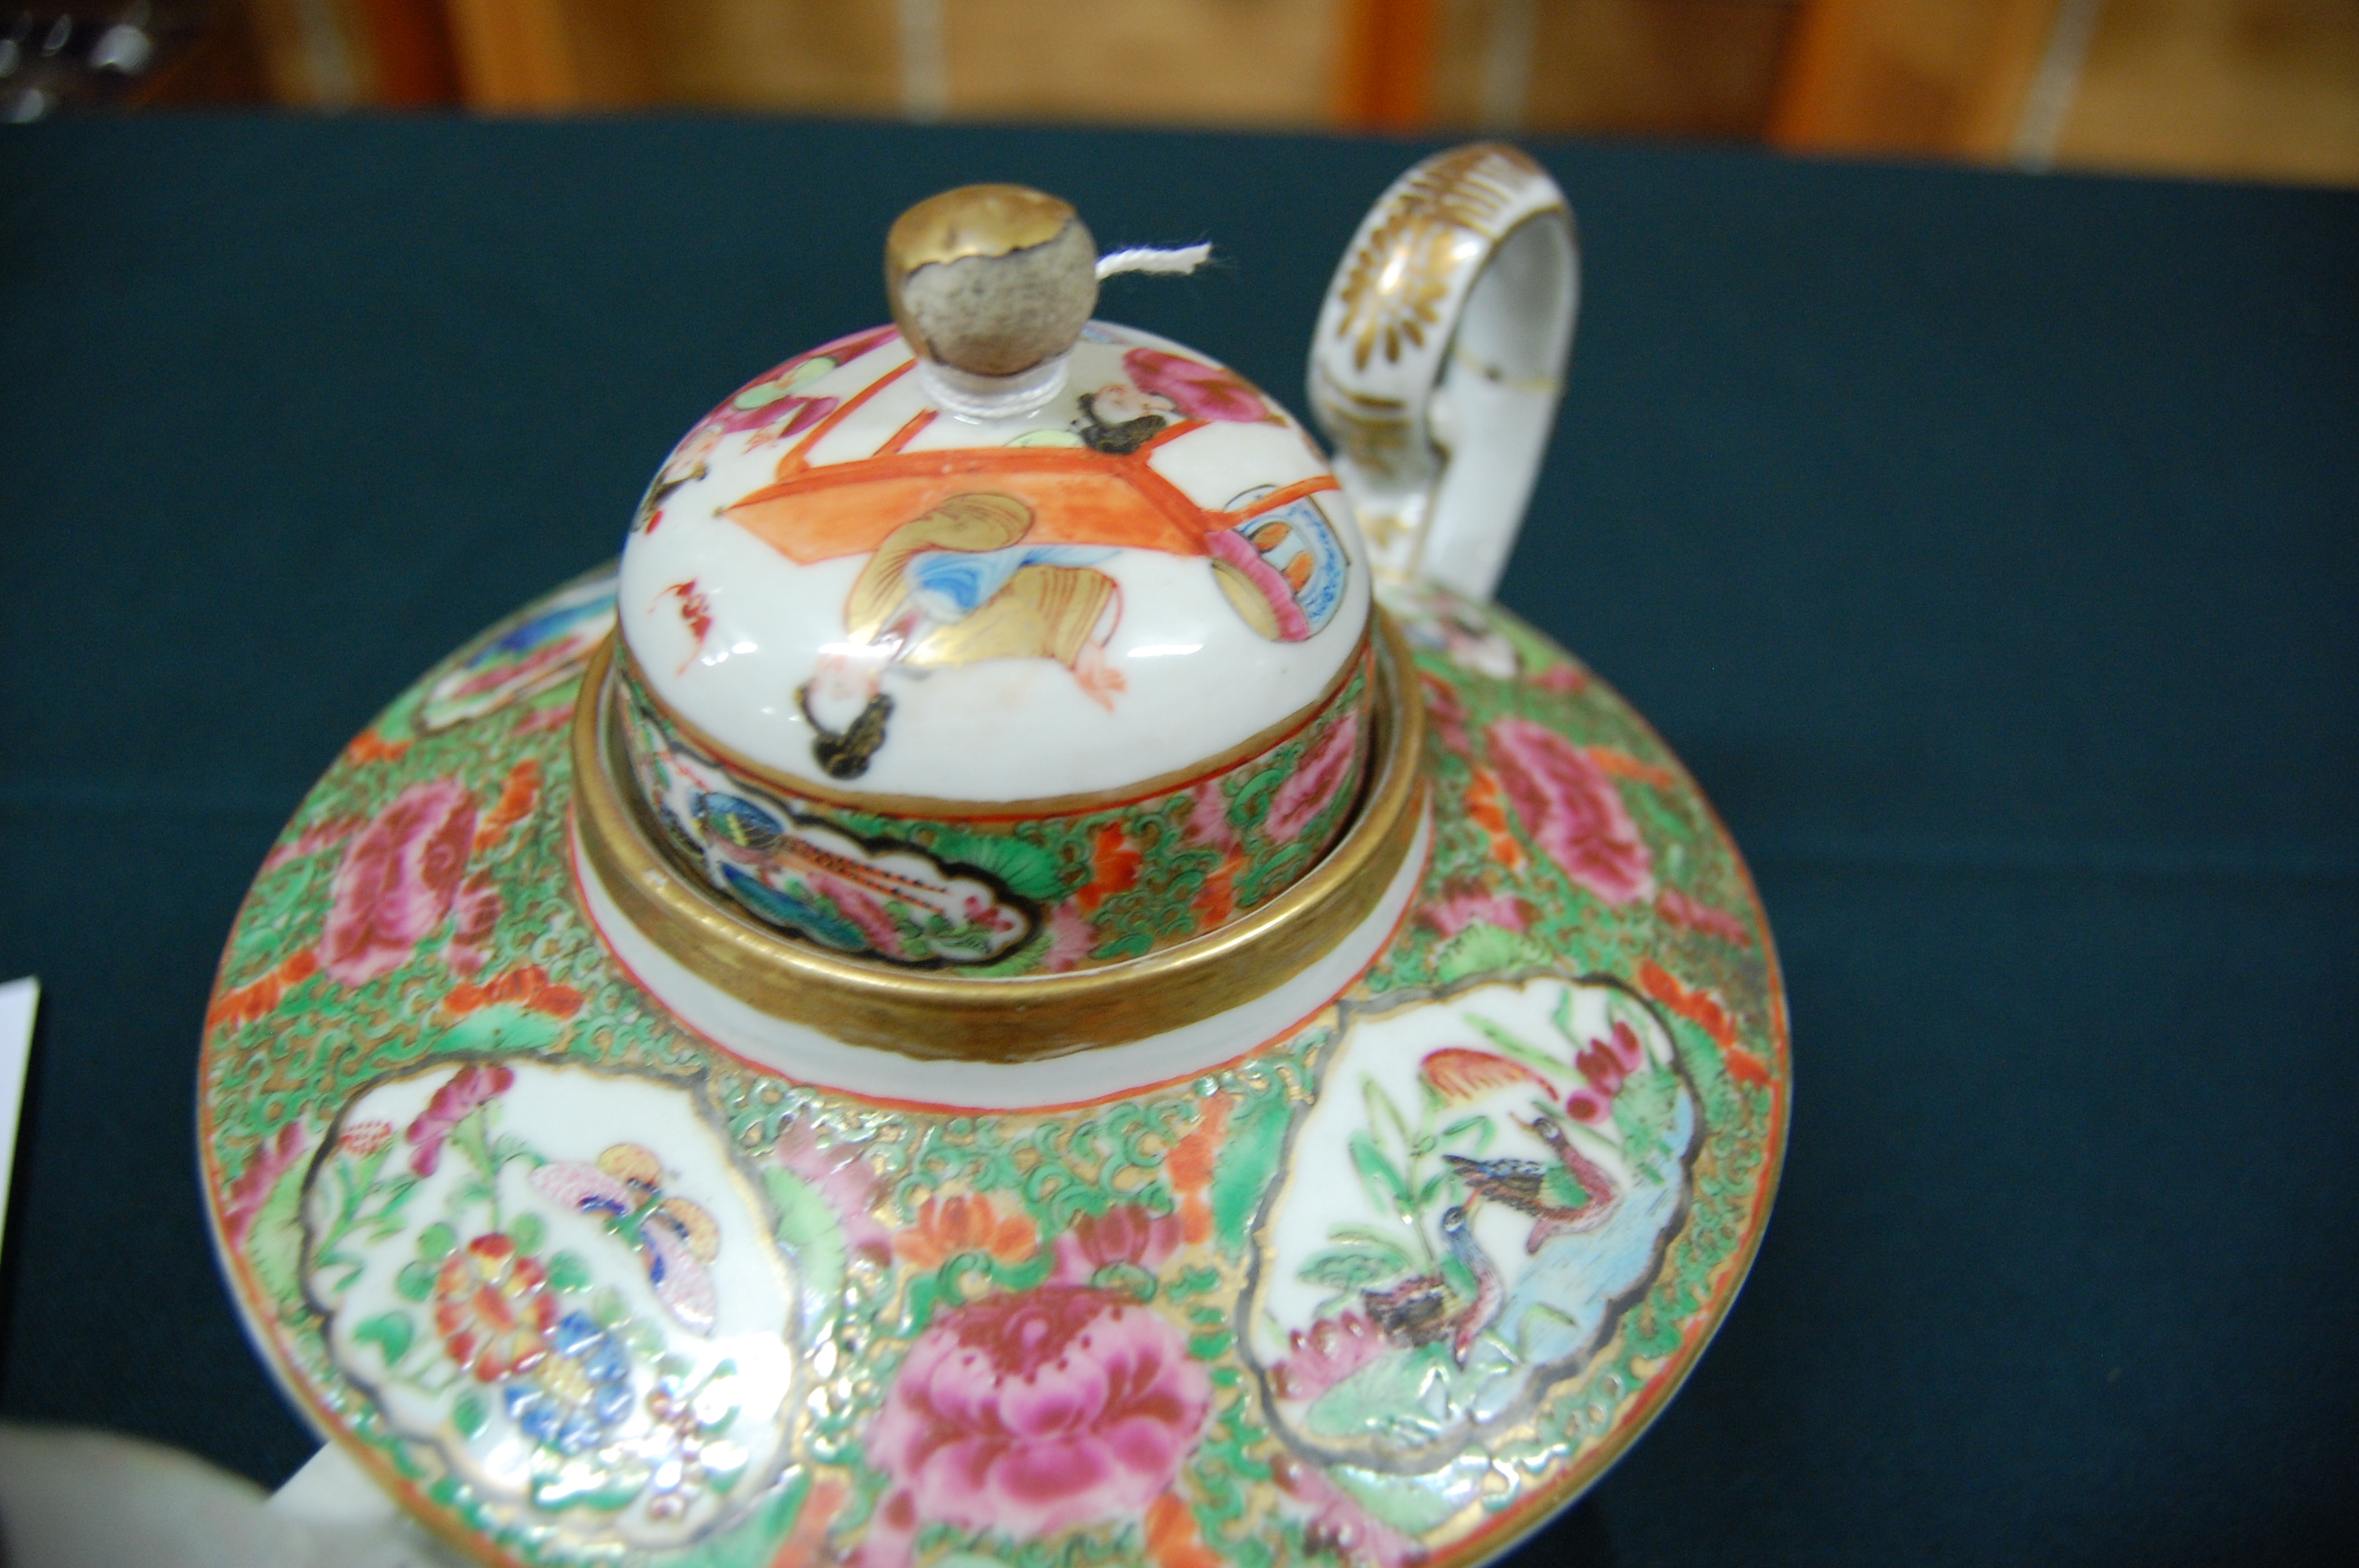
xmin=885 ymin=184 xmax=1098 ymax=379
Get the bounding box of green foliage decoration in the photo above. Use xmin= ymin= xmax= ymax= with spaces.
xmin=193 ymin=582 xmax=1784 ymax=1568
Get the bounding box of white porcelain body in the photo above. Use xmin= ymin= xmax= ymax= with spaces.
xmin=1309 ymin=143 xmax=1578 ymax=603
xmin=620 ymin=323 xmax=1371 ymax=802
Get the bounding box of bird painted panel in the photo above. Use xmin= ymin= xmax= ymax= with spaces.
xmin=1245 ymin=975 xmax=1703 ymax=1474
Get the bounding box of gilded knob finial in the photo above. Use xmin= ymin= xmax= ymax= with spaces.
xmin=885 ymin=184 xmax=1098 ymax=383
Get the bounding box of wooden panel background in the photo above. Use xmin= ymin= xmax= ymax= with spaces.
xmin=226 ymin=0 xmax=2359 ymax=187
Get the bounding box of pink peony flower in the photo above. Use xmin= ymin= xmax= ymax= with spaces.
xmin=1565 ymin=1021 xmax=1648 ymax=1124
xmin=1532 ymin=662 xmax=1587 ymax=694
xmin=337 ymin=1119 xmax=394 ymax=1159
xmin=405 ymin=1063 xmax=514 ymax=1177
xmin=514 ymin=700 xmax=575 ymax=735
xmin=1656 ymin=886 xmax=1752 ymax=947
xmin=1123 ymin=347 xmax=1270 ymax=423
xmin=321 ymin=779 xmax=478 ymax=987
xmin=776 ymin=1120 xmax=891 ymax=1265
xmin=221 ymin=1123 xmax=309 ymax=1249
xmin=260 ymin=814 xmax=360 ymax=873
xmin=1265 ymin=710 xmax=1361 ymax=844
xmin=692 ymin=328 xmax=892 ymax=445
xmin=1486 ymin=718 xmax=1654 ymax=906
xmin=1054 ymin=1203 xmax=1184 ymax=1284
xmin=1419 ymin=672 xmax=1471 ymax=758
xmin=1185 ymin=778 xmax=1240 ymax=855
xmin=812 ymin=872 xmax=909 ymax=956
xmin=865 ymin=1285 xmax=1210 ymax=1551
xmin=1041 ymin=904 xmax=1098 ymax=974
xmin=1270 ymin=1312 xmax=1387 ymax=1403
xmin=1271 ymin=1450 xmax=1420 ymax=1568
xmin=1420 ymin=887 xmax=1528 ymax=939
xmin=445 ymin=869 xmax=502 ymax=978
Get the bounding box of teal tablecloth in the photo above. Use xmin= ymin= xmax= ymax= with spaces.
xmin=2 ymin=118 xmax=2353 ymax=1563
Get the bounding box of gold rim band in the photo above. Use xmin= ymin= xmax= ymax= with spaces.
xmin=571 ymin=612 xmax=1427 ymax=1063
xmin=618 ymin=629 xmax=1375 ymax=818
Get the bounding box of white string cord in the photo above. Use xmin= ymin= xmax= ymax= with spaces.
xmin=1096 ymin=244 xmax=1214 ymax=280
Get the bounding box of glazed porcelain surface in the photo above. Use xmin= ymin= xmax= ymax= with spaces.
xmin=202 ymin=571 xmax=1783 ymax=1568
xmin=620 ymin=324 xmax=1369 ymax=801
xmin=200 ymin=148 xmax=1787 ymax=1568
xmin=1308 ymin=145 xmax=1576 ymax=603
xmin=609 ymin=632 xmax=1376 ymax=980
xmin=614 ymin=323 xmax=1376 ymax=976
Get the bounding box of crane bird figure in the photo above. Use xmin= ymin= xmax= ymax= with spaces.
xmin=1359 ymin=1204 xmax=1503 ymax=1369
xmin=1445 ymin=1112 xmax=1621 ymax=1254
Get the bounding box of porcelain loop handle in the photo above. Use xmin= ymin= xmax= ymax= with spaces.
xmin=1309 ymin=143 xmax=1579 ymax=604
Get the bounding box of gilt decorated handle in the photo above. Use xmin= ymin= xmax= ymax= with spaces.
xmin=1308 ymin=143 xmax=1578 ymax=604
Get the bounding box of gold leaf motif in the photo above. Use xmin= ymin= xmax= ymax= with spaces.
xmin=1312 ymin=394 xmax=1418 ymax=494
xmin=1333 ymin=145 xmax=1542 ymax=371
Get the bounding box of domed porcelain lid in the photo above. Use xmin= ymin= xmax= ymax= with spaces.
xmin=616 ymin=230 xmax=1369 ymax=805
xmin=594 ymin=187 xmax=1385 ymax=995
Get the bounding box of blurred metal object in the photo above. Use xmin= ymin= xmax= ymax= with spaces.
xmin=0 ymin=3 xmax=173 ymax=121
xmin=88 ymin=14 xmax=152 ymax=69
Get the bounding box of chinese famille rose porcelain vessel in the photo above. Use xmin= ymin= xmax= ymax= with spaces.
xmin=202 ymin=146 xmax=1788 ymax=1568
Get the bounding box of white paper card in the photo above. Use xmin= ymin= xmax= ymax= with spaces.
xmin=0 ymin=976 xmax=38 ymax=1254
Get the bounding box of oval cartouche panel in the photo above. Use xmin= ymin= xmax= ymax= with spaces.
xmin=303 ymin=1061 xmax=798 ymax=1550
xmin=1245 ymin=978 xmax=1700 ymax=1503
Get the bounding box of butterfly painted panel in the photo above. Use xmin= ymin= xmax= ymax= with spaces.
xmin=299 ymin=1060 xmax=798 ymax=1547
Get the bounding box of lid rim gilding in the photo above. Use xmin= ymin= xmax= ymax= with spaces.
xmin=570 ymin=612 xmax=1428 ymax=1063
